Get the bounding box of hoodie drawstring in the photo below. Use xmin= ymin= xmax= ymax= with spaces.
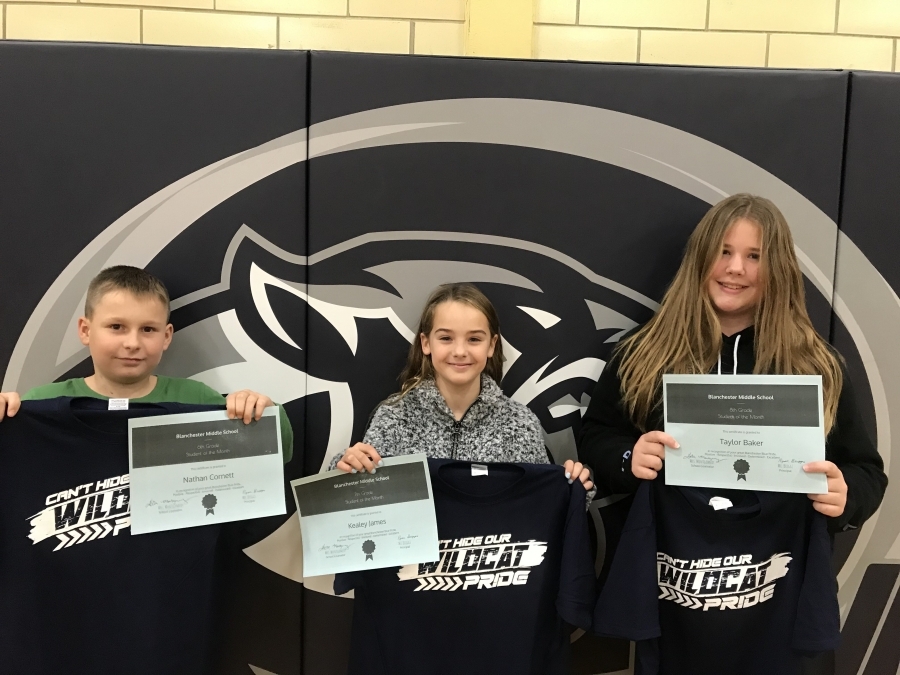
xmin=717 ymin=333 xmax=741 ymax=376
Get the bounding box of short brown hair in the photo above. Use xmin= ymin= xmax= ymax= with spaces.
xmin=84 ymin=266 xmax=170 ymax=319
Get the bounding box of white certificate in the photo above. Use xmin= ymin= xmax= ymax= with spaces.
xmin=129 ymin=408 xmax=286 ymax=535
xmin=663 ymin=374 xmax=827 ymax=494
xmin=292 ymin=454 xmax=440 ymax=577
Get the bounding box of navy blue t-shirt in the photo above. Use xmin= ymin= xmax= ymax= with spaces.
xmin=334 ymin=459 xmax=595 ymax=675
xmin=0 ymin=398 xmax=226 ymax=675
xmin=593 ymin=481 xmax=839 ymax=675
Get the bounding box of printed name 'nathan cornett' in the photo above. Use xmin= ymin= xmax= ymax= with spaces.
xmin=183 ymin=473 xmax=234 ymax=483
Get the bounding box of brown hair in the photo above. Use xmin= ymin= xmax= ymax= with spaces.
xmin=391 ymin=283 xmax=504 ymax=401
xmin=84 ymin=266 xmax=171 ymax=319
xmin=617 ymin=194 xmax=843 ymax=433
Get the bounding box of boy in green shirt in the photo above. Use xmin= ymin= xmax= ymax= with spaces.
xmin=0 ymin=266 xmax=293 ymax=461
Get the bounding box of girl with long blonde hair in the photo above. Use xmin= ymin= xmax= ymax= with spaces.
xmin=578 ymin=194 xmax=885 ymax=529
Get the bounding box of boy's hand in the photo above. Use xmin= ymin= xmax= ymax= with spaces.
xmin=226 ymin=390 xmax=274 ymax=424
xmin=0 ymin=392 xmax=21 ymax=421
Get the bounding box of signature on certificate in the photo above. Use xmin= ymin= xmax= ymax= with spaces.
xmin=319 ymin=543 xmax=351 ymax=552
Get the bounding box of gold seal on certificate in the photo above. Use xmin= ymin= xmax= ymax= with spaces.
xmin=663 ymin=374 xmax=827 ymax=494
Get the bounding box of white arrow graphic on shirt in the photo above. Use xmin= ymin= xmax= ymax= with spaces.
xmin=658 ymin=586 xmax=702 ymax=609
xmin=49 ymin=520 xmax=119 ymax=551
xmin=414 ymin=576 xmax=466 ymax=591
xmin=52 ymin=532 xmax=72 ymax=551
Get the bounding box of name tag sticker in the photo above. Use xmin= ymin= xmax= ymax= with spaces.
xmin=108 ymin=398 xmax=129 ymax=411
xmin=471 ymin=464 xmax=488 ymax=477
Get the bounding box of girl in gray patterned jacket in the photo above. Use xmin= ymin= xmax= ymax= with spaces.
xmin=331 ymin=283 xmax=593 ymax=492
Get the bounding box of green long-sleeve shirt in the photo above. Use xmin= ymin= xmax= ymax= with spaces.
xmin=24 ymin=376 xmax=293 ymax=463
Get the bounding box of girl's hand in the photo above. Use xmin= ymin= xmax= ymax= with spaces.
xmin=631 ymin=431 xmax=679 ymax=480
xmin=803 ymin=461 xmax=848 ymax=518
xmin=563 ymin=460 xmax=594 ymax=491
xmin=337 ymin=443 xmax=383 ymax=474
xmin=0 ymin=392 xmax=21 ymax=421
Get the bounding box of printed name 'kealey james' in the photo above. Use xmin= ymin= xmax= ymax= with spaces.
xmin=183 ymin=473 xmax=235 ymax=483
xmin=348 ymin=519 xmax=387 ymax=529
xmin=721 ymin=439 xmax=763 ymax=446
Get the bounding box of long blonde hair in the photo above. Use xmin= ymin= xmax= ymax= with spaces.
xmin=390 ymin=283 xmax=504 ymax=401
xmin=618 ymin=194 xmax=843 ymax=433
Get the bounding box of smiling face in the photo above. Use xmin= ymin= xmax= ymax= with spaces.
xmin=706 ymin=218 xmax=763 ymax=334
xmin=78 ymin=290 xmax=174 ymax=387
xmin=420 ymin=301 xmax=498 ymax=394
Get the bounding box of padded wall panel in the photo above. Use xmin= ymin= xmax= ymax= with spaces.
xmin=0 ymin=42 xmax=308 ymax=675
xmin=304 ymin=51 xmax=849 ymax=674
xmin=833 ymin=71 xmax=900 ymax=675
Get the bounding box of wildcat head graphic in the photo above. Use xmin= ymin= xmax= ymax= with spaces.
xmin=156 ymin=225 xmax=654 ymax=473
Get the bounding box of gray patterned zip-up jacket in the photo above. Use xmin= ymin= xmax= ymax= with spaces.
xmin=329 ymin=374 xmax=549 ymax=467
xmin=329 ymin=375 xmax=596 ymax=505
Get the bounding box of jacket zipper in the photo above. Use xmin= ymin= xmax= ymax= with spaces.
xmin=451 ymin=420 xmax=462 ymax=460
xmin=449 ymin=397 xmax=480 ymax=460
